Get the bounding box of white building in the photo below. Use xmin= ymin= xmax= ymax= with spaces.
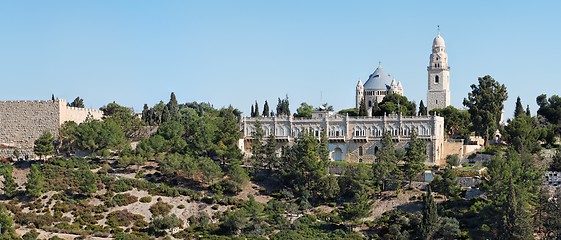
xmin=240 ymin=32 xmax=453 ymax=165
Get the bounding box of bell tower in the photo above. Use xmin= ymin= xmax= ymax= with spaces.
xmin=427 ymin=29 xmax=450 ymax=112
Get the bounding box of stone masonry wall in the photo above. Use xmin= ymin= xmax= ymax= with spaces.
xmin=58 ymin=99 xmax=104 ymax=125
xmin=0 ymin=100 xmax=60 ymax=158
xmin=0 ymin=99 xmax=103 ymax=159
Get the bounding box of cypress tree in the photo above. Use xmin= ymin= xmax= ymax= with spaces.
xmin=358 ymin=98 xmax=368 ymax=116
xmin=419 ymin=100 xmax=428 ymax=116
xmin=262 ymin=100 xmax=270 ymax=117
xmin=254 ymin=101 xmax=260 ymax=118
xmin=167 ymin=92 xmax=180 ymax=121
xmin=371 ymin=101 xmax=381 ymax=116
xmin=421 ymin=186 xmax=438 ymax=240
xmin=525 ymin=105 xmax=531 ymax=116
xmin=251 ymin=105 xmax=255 ymax=118
xmin=514 ymin=96 xmax=525 ymax=118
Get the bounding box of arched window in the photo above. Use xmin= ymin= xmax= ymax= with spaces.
xmin=435 ymin=75 xmax=439 ymax=84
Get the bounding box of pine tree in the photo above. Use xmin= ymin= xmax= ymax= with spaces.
xmin=33 ymin=131 xmax=55 ymax=160
xmin=404 ymin=129 xmax=426 ymax=186
xmin=263 ymin=134 xmax=277 ymax=171
xmin=262 ymin=100 xmax=270 ymax=117
xmin=0 ymin=206 xmax=15 ymax=237
xmin=373 ymin=131 xmax=400 ymax=191
xmin=525 ymin=105 xmax=531 ymax=116
xmin=419 ymin=100 xmax=428 ymax=116
xmin=514 ymin=96 xmax=525 ymax=118
xmin=421 ymin=186 xmax=438 ymax=240
xmin=430 ymin=165 xmax=460 ymax=199
xmin=250 ymin=105 xmax=255 ymax=118
xmin=358 ymin=98 xmax=368 ymax=116
xmin=25 ymin=164 xmax=44 ymax=199
xmin=2 ymin=171 xmax=17 ymax=198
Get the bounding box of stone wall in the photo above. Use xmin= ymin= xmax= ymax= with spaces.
xmin=58 ymin=99 xmax=104 ymax=125
xmin=0 ymin=100 xmax=60 ymax=158
xmin=0 ymin=99 xmax=103 ymax=159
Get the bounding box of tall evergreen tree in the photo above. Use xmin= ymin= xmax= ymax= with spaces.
xmin=2 ymin=170 xmax=17 ymax=198
xmin=251 ymin=105 xmax=255 ymax=118
xmin=358 ymin=98 xmax=368 ymax=116
xmin=262 ymin=100 xmax=270 ymax=117
xmin=463 ymin=75 xmax=508 ymax=146
xmin=254 ymin=101 xmax=260 ymax=118
xmin=263 ymin=134 xmax=277 ymax=171
xmin=276 ymin=96 xmax=291 ymax=116
xmin=166 ymin=92 xmax=180 ymax=121
xmin=0 ymin=206 xmax=16 ymax=237
xmin=419 ymin=100 xmax=428 ymax=116
xmin=514 ymin=96 xmax=525 ymax=118
xmin=421 ymin=186 xmax=438 ymax=240
xmin=525 ymin=105 xmax=531 ymax=116
xmin=497 ymin=182 xmax=533 ymax=240
xmin=250 ymin=121 xmax=265 ymax=169
xmin=373 ymin=131 xmax=400 ymax=191
xmin=141 ymin=104 xmax=150 ymax=123
xmin=25 ymin=164 xmax=44 ymax=199
xmin=371 ymin=100 xmax=381 ymax=116
xmin=404 ymin=129 xmax=426 ymax=186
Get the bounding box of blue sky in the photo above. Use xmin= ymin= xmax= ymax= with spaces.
xmin=0 ymin=1 xmax=559 ymax=119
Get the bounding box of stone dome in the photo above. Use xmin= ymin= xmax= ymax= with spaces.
xmin=363 ymin=66 xmax=392 ymax=90
xmin=433 ymin=33 xmax=445 ymax=47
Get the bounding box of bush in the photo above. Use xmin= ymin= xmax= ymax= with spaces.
xmin=110 ymin=193 xmax=138 ymax=207
xmin=106 ymin=210 xmax=144 ymax=227
xmin=149 ymin=201 xmax=173 ymax=217
xmin=22 ymin=230 xmax=40 ymax=240
xmin=139 ymin=196 xmax=152 ymax=203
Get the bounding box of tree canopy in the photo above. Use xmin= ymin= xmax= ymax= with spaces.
xmin=463 ymin=75 xmax=508 ymax=145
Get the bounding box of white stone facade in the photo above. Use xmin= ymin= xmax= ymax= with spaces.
xmin=241 ymin=113 xmax=445 ymax=165
xmin=427 ymin=32 xmax=451 ymax=112
xmin=0 ymin=99 xmax=103 ymax=158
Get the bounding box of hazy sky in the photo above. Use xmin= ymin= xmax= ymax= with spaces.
xmin=0 ymin=1 xmax=559 ymax=119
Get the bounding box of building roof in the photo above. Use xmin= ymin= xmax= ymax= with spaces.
xmin=433 ymin=32 xmax=445 ymax=47
xmin=363 ymin=66 xmax=393 ymax=90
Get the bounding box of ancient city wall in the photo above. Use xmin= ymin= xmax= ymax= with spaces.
xmin=58 ymin=99 xmax=104 ymax=125
xmin=0 ymin=100 xmax=61 ymax=158
xmin=0 ymin=99 xmax=104 ymax=159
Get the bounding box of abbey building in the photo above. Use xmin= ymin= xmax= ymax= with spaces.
xmin=240 ymin=32 xmax=453 ymax=165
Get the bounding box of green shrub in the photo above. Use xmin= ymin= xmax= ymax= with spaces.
xmin=139 ymin=196 xmax=152 ymax=203
xmin=111 ymin=193 xmax=138 ymax=207
xmin=149 ymin=201 xmax=173 ymax=217
xmin=106 ymin=210 xmax=144 ymax=227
